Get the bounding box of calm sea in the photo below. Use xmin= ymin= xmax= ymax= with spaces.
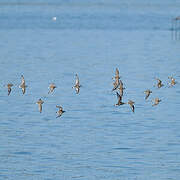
xmin=0 ymin=0 xmax=180 ymax=179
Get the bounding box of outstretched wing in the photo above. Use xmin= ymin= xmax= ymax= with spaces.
xmin=112 ymin=79 xmax=119 ymax=91
xmin=21 ymin=75 xmax=25 ymax=84
xmin=156 ymin=78 xmax=162 ymax=84
xmin=39 ymin=104 xmax=42 ymax=113
xmin=119 ymin=88 xmax=123 ymax=97
xmin=22 ymin=87 xmax=26 ymax=94
xmin=115 ymin=68 xmax=119 ymax=77
xmin=75 ymin=74 xmax=80 ymax=86
xmin=56 ymin=105 xmax=63 ymax=110
xmin=129 ymin=100 xmax=135 ymax=105
xmin=119 ymin=80 xmax=123 ymax=87
xmin=145 ymin=91 xmax=150 ymax=100
xmin=48 ymin=84 xmax=56 ymax=94
xmin=75 ymin=87 xmax=80 ymax=94
xmin=145 ymin=94 xmax=149 ymax=100
xmin=116 ymin=92 xmax=122 ymax=104
xmin=8 ymin=88 xmax=11 ymax=96
xmin=131 ymin=105 xmax=135 ymax=112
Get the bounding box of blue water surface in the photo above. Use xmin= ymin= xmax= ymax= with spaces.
xmin=0 ymin=0 xmax=180 ymax=180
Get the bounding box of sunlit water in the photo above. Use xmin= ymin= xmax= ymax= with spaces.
xmin=0 ymin=1 xmax=180 ymax=179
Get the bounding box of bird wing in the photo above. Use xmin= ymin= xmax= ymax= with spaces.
xmin=128 ymin=100 xmax=135 ymax=105
xmin=145 ymin=94 xmax=149 ymax=100
xmin=119 ymin=80 xmax=123 ymax=87
xmin=116 ymin=91 xmax=121 ymax=99
xmin=131 ymin=105 xmax=135 ymax=112
xmin=119 ymin=88 xmax=123 ymax=96
xmin=116 ymin=92 xmax=122 ymax=104
xmin=22 ymin=87 xmax=26 ymax=94
xmin=48 ymin=84 xmax=54 ymax=94
xmin=75 ymin=74 xmax=80 ymax=86
xmin=76 ymin=87 xmax=80 ymax=94
xmin=39 ymin=104 xmax=42 ymax=113
xmin=112 ymin=79 xmax=119 ymax=91
xmin=56 ymin=113 xmax=61 ymax=118
xmin=115 ymin=68 xmax=119 ymax=76
xmin=8 ymin=88 xmax=11 ymax=96
xmin=145 ymin=92 xmax=150 ymax=100
xmin=21 ymin=75 xmax=25 ymax=84
xmin=156 ymin=78 xmax=161 ymax=84
xmin=56 ymin=105 xmax=62 ymax=110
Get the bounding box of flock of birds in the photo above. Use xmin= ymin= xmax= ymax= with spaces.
xmin=6 ymin=74 xmax=81 ymax=118
xmin=112 ymin=68 xmax=177 ymax=112
xmin=5 ymin=68 xmax=177 ymax=117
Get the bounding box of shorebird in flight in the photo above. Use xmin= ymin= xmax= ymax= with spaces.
xmin=168 ymin=76 xmax=177 ymax=86
xmin=48 ymin=83 xmax=56 ymax=94
xmin=144 ymin=89 xmax=152 ymax=100
xmin=36 ymin=98 xmax=44 ymax=113
xmin=72 ymin=74 xmax=81 ymax=94
xmin=7 ymin=83 xmax=13 ymax=96
xmin=19 ymin=75 xmax=27 ymax=94
xmin=152 ymin=98 xmax=161 ymax=106
xmin=56 ymin=105 xmax=65 ymax=118
xmin=156 ymin=78 xmax=164 ymax=88
xmin=128 ymin=100 xmax=135 ymax=112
